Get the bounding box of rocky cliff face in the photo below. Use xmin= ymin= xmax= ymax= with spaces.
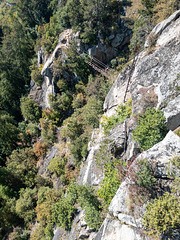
xmin=104 ymin=10 xmax=180 ymax=130
xmin=59 ymin=11 xmax=180 ymax=240
xmin=94 ymin=11 xmax=180 ymax=240
xmin=29 ymin=29 xmax=73 ymax=109
xmin=36 ymin=11 xmax=180 ymax=240
xmin=29 ymin=21 xmax=131 ymax=109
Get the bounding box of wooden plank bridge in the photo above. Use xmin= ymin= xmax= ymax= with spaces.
xmin=80 ymin=52 xmax=111 ymax=79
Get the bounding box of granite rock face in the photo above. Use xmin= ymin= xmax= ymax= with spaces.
xmin=30 ymin=29 xmax=73 ymax=109
xmin=38 ymin=11 xmax=180 ymax=240
xmin=87 ymin=12 xmax=180 ymax=240
xmin=97 ymin=131 xmax=180 ymax=240
xmin=104 ymin=11 xmax=180 ymax=132
xmin=95 ymin=216 xmax=147 ymax=240
xmin=78 ymin=129 xmax=105 ymax=186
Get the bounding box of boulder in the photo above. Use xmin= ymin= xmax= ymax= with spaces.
xmin=78 ymin=129 xmax=105 ymax=186
xmin=145 ymin=10 xmax=180 ymax=48
xmin=95 ymin=217 xmax=146 ymax=240
xmin=103 ymin=65 xmax=132 ymax=116
xmin=102 ymin=131 xmax=180 ymax=240
xmin=52 ymin=227 xmax=67 ymax=240
xmin=79 ymin=229 xmax=89 ymax=239
xmin=163 ymin=95 xmax=180 ymax=130
xmin=109 ymin=131 xmax=180 ymax=216
xmin=111 ymin=33 xmax=124 ymax=48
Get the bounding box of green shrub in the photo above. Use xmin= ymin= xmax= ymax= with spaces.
xmin=143 ymin=192 xmax=180 ymax=236
xmin=30 ymin=223 xmax=45 ymax=240
xmin=53 ymin=183 xmax=102 ymax=230
xmin=40 ymin=110 xmax=58 ymax=146
xmin=84 ymin=205 xmax=102 ymax=229
xmin=77 ymin=184 xmax=102 ymax=230
xmin=129 ymin=16 xmax=153 ymax=56
xmin=37 ymin=14 xmax=61 ymax=54
xmin=8 ymin=227 xmax=30 ymax=240
xmin=6 ymin=148 xmax=38 ymax=187
xmin=101 ymin=98 xmax=132 ymax=135
xmin=135 ymin=159 xmax=157 ymax=190
xmin=48 ymin=156 xmax=69 ymax=185
xmin=52 ymin=197 xmax=77 ymax=230
xmin=153 ymin=0 xmax=178 ymax=24
xmin=167 ymin=156 xmax=180 ymax=194
xmin=97 ymin=160 xmax=121 ymax=207
xmin=52 ymin=182 xmax=78 ymax=230
xmin=95 ymin=139 xmax=113 ymax=168
xmin=18 ymin=121 xmax=40 ymax=145
xmin=31 ymin=68 xmax=43 ymax=87
xmin=141 ymin=0 xmax=157 ymax=15
xmin=20 ymin=97 xmax=41 ymax=123
xmin=81 ymin=97 xmax=103 ymax=128
xmin=48 ymin=92 xmax=72 ymax=121
xmin=0 ymin=111 xmax=19 ymax=157
xmin=48 ymin=157 xmax=67 ymax=177
xmin=15 ymin=187 xmax=37 ymax=225
xmin=133 ymin=108 xmax=167 ymax=150
xmin=110 ymin=58 xmax=118 ymax=68
xmin=36 ymin=186 xmax=63 ymax=237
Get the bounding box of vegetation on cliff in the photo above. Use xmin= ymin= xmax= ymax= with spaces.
xmin=0 ymin=0 xmax=179 ymax=239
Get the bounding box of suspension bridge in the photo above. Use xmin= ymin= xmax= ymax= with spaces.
xmin=80 ymin=52 xmax=112 ymax=79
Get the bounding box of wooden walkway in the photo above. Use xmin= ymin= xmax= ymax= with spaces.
xmin=87 ymin=60 xmax=110 ymax=78
xmin=80 ymin=52 xmax=111 ymax=79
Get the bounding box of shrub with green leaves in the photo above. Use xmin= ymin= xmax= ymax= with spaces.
xmin=0 ymin=111 xmax=19 ymax=158
xmin=15 ymin=187 xmax=37 ymax=225
xmin=31 ymin=68 xmax=43 ymax=87
xmin=18 ymin=121 xmax=40 ymax=145
xmin=6 ymin=148 xmax=38 ymax=187
xmin=77 ymin=184 xmax=102 ymax=229
xmin=84 ymin=205 xmax=102 ymax=229
xmin=133 ymin=108 xmax=167 ymax=150
xmin=20 ymin=97 xmax=41 ymax=123
xmin=167 ymin=156 xmax=180 ymax=195
xmin=48 ymin=156 xmax=68 ymax=185
xmin=101 ymin=98 xmax=132 ymax=135
xmin=97 ymin=160 xmax=121 ymax=207
xmin=135 ymin=159 xmax=157 ymax=190
xmin=141 ymin=0 xmax=157 ymax=15
xmin=8 ymin=227 xmax=30 ymax=240
xmin=95 ymin=139 xmax=113 ymax=168
xmin=40 ymin=111 xmax=58 ymax=146
xmin=143 ymin=192 xmax=180 ymax=236
xmin=48 ymin=157 xmax=67 ymax=177
xmin=53 ymin=183 xmax=102 ymax=230
xmin=129 ymin=16 xmax=153 ymax=56
xmin=52 ymin=197 xmax=77 ymax=230
xmin=35 ymin=187 xmax=63 ymax=238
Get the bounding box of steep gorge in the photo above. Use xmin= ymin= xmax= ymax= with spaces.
xmin=36 ymin=11 xmax=180 ymax=240
xmin=0 ymin=1 xmax=180 ymax=240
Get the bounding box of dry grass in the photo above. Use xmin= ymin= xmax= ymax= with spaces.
xmin=126 ymin=0 xmax=142 ymax=22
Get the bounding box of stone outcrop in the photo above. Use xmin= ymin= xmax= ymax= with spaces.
xmin=144 ymin=10 xmax=180 ymax=48
xmin=30 ymin=29 xmax=73 ymax=109
xmin=96 ymin=131 xmax=180 ymax=240
xmin=95 ymin=216 xmax=146 ymax=240
xmin=76 ymin=12 xmax=180 ymax=240
xmin=104 ymin=11 xmax=180 ymax=132
xmin=78 ymin=129 xmax=105 ymax=186
xmin=30 ymin=23 xmax=131 ymax=109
